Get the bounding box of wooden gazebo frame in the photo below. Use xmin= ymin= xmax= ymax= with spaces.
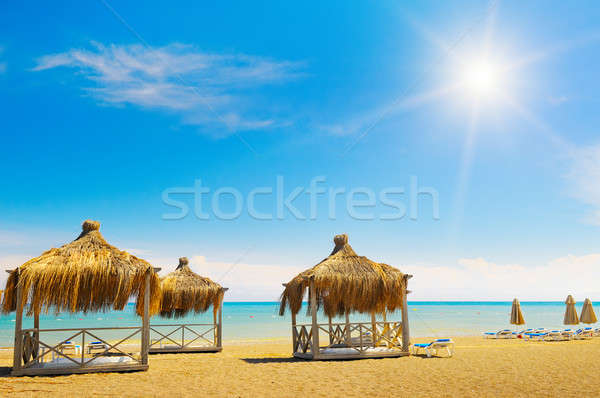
xmin=8 ymin=266 xmax=160 ymax=376
xmin=149 ymin=287 xmax=227 ymax=354
xmin=280 ymin=234 xmax=412 ymax=360
xmin=3 ymin=220 xmax=162 ymax=377
xmin=287 ymin=275 xmax=412 ymax=360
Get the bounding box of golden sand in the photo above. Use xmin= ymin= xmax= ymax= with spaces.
xmin=1 ymin=336 xmax=599 ymax=397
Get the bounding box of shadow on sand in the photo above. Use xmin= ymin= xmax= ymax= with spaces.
xmin=240 ymin=357 xmax=303 ymax=364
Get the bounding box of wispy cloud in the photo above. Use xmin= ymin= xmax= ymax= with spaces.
xmin=32 ymin=42 xmax=304 ymax=135
xmin=565 ymin=143 xmax=600 ymax=225
xmin=188 ymin=255 xmax=302 ymax=301
xmin=548 ymin=95 xmax=569 ymax=105
xmin=405 ymin=254 xmax=600 ymax=300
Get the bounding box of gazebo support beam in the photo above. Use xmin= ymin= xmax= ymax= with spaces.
xmin=217 ymin=301 xmax=223 ymax=348
xmin=33 ymin=307 xmax=40 ymax=360
xmin=371 ymin=313 xmax=377 ymax=347
xmin=401 ymin=274 xmax=412 ymax=353
xmin=141 ymin=269 xmax=150 ymax=365
xmin=345 ymin=310 xmax=351 ymax=346
xmin=328 ymin=315 xmax=333 ymax=345
xmin=309 ymin=279 xmax=319 ymax=360
xmin=12 ymin=269 xmax=23 ymax=373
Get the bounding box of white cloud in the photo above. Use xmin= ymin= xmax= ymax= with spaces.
xmin=187 ymin=256 xmax=302 ymax=301
xmin=548 ymin=95 xmax=569 ymax=105
xmin=565 ymin=143 xmax=600 ymax=225
xmin=32 ymin=42 xmax=304 ymax=134
xmin=404 ymin=254 xmax=600 ymax=301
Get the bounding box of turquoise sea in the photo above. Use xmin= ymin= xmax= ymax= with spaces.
xmin=0 ymin=301 xmax=596 ymax=347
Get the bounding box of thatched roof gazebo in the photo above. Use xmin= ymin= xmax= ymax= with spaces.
xmin=2 ymin=220 xmax=161 ymax=376
xmin=149 ymin=257 xmax=227 ymax=353
xmin=280 ymin=234 xmax=412 ymax=360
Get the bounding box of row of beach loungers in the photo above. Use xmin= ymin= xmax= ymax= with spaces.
xmin=484 ymin=327 xmax=598 ymax=341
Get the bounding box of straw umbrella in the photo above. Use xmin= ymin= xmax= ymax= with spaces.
xmin=159 ymin=257 xmax=225 ymax=318
xmin=563 ymin=295 xmax=579 ymax=325
xmin=280 ymin=234 xmax=411 ymax=359
xmin=155 ymin=257 xmax=226 ymax=351
xmin=2 ymin=220 xmax=160 ymax=316
xmin=1 ymin=220 xmax=161 ymax=375
xmin=510 ymin=298 xmax=525 ymax=331
xmin=580 ymin=298 xmax=597 ymax=324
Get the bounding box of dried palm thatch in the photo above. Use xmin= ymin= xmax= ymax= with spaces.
xmin=510 ymin=298 xmax=525 ymax=325
xmin=280 ymin=234 xmax=406 ymax=318
xmin=563 ymin=295 xmax=579 ymax=325
xmin=580 ymin=298 xmax=597 ymax=324
xmin=1 ymin=220 xmax=161 ymax=316
xmin=159 ymin=257 xmax=224 ymax=318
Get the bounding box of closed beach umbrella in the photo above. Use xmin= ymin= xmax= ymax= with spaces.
xmin=580 ymin=298 xmax=597 ymax=324
xmin=510 ymin=298 xmax=525 ymax=326
xmin=563 ymin=295 xmax=579 ymax=325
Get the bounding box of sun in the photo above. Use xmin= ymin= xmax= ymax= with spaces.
xmin=461 ymin=58 xmax=503 ymax=99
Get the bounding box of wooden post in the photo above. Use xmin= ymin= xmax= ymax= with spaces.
xmin=401 ymin=274 xmax=412 ymax=352
xmin=344 ymin=310 xmax=351 ymax=346
xmin=371 ymin=312 xmax=377 ymax=347
xmin=141 ymin=269 xmax=150 ymax=365
xmin=291 ymin=312 xmax=297 ymax=353
xmin=328 ymin=315 xmax=333 ymax=345
xmin=217 ymin=300 xmax=223 ymax=348
xmin=309 ymin=279 xmax=319 ymax=359
xmin=33 ymin=306 xmax=40 ymax=361
xmin=12 ymin=269 xmax=23 ymax=373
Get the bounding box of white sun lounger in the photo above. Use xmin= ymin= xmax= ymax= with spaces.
xmin=411 ymin=339 xmax=455 ymax=357
xmin=483 ymin=329 xmax=514 ymax=339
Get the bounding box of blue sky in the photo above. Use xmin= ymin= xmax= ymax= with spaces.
xmin=1 ymin=1 xmax=600 ymax=301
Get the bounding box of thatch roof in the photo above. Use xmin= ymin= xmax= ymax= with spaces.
xmin=159 ymin=257 xmax=224 ymax=318
xmin=279 ymin=234 xmax=407 ymax=317
xmin=1 ymin=220 xmax=161 ymax=316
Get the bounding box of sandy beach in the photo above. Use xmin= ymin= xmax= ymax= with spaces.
xmin=1 ymin=336 xmax=598 ymax=397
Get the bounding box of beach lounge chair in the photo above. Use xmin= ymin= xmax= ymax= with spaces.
xmin=411 ymin=339 xmax=454 ymax=357
xmin=483 ymin=329 xmax=514 ymax=339
xmin=574 ymin=328 xmax=594 ymax=340
xmin=515 ymin=329 xmax=533 ymax=338
xmin=50 ymin=341 xmax=81 ymax=360
xmin=87 ymin=341 xmax=109 ymax=354
xmin=561 ymin=329 xmax=575 ymax=340
xmin=523 ymin=332 xmax=548 ymax=341
xmin=546 ymin=330 xmax=567 ymax=341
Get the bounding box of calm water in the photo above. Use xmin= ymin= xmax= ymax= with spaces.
xmin=0 ymin=301 xmax=595 ymax=347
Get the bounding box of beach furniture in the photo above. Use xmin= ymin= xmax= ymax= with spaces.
xmin=1 ymin=220 xmax=161 ymax=376
xmin=524 ymin=332 xmax=548 ymax=341
xmin=280 ymin=234 xmax=411 ymax=360
xmin=573 ymin=328 xmax=594 ymax=340
xmin=580 ymin=298 xmax=597 ymax=326
xmin=516 ymin=328 xmax=533 ymax=338
xmin=483 ymin=329 xmax=514 ymax=339
xmin=563 ymin=295 xmax=579 ymax=326
xmin=87 ymin=341 xmax=109 ymax=355
xmin=149 ymin=257 xmax=226 ymax=354
xmin=411 ymin=339 xmax=454 ymax=357
xmin=510 ymin=298 xmax=525 ymax=329
xmin=546 ymin=330 xmax=568 ymax=341
xmin=561 ymin=329 xmax=575 ymax=340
